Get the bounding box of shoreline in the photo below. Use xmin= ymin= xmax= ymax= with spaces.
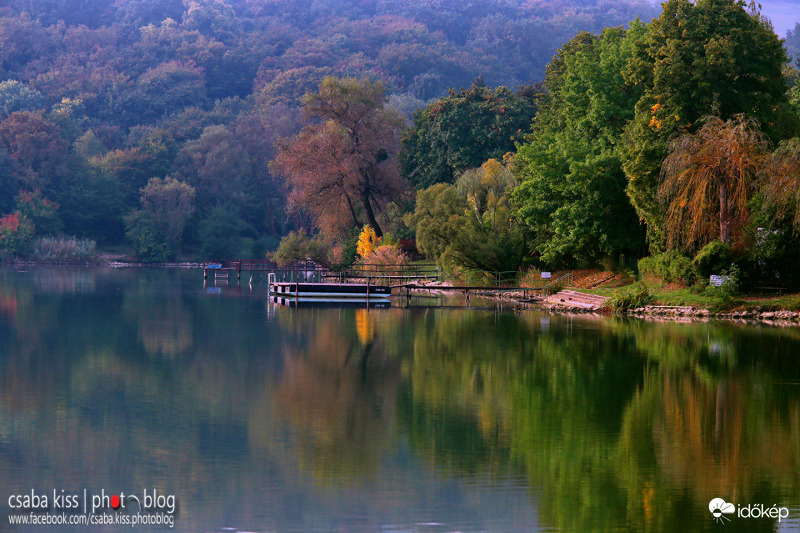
xmin=407 ymin=282 xmax=800 ymax=325
xmin=3 ymin=259 xmax=204 ymax=268
xmin=4 ymin=262 xmax=799 ymax=325
xmin=512 ymin=298 xmax=800 ymax=326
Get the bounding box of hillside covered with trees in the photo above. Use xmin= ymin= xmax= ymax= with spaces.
xmin=2 ymin=0 xmax=800 ymax=296
xmin=0 ymin=0 xmax=659 ymax=260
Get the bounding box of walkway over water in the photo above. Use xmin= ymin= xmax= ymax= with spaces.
xmin=203 ymin=259 xmax=573 ymax=295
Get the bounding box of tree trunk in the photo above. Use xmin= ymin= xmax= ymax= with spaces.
xmin=344 ymin=194 xmax=362 ymax=228
xmin=360 ymin=191 xmax=383 ymax=237
xmin=719 ymin=181 xmax=731 ymax=243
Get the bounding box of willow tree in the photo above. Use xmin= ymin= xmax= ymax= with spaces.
xmin=273 ymin=76 xmax=407 ymax=238
xmin=764 ymin=139 xmax=800 ymax=231
xmin=658 ymin=115 xmax=767 ymax=250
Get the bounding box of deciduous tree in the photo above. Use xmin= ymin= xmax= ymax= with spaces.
xmin=513 ymin=26 xmax=646 ymax=265
xmin=659 ymin=115 xmax=767 ymax=250
xmin=763 ymin=138 xmax=800 ymax=232
xmin=400 ymin=80 xmax=541 ymax=189
xmin=622 ymin=0 xmax=795 ymax=247
xmin=140 ymin=177 xmax=196 ymax=245
xmin=272 ymin=76 xmax=407 ymax=238
xmin=407 ymin=158 xmax=528 ymax=271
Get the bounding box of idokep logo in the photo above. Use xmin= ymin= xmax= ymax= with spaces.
xmin=709 ymin=497 xmax=791 ymax=525
xmin=709 ymin=498 xmax=735 ymax=524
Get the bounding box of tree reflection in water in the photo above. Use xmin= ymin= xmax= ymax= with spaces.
xmin=403 ymin=312 xmax=800 ymax=532
xmin=273 ymin=309 xmax=402 ymax=481
xmin=0 ymin=268 xmax=799 ymax=532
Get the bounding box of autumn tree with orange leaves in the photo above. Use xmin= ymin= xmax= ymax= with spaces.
xmin=272 ymin=77 xmax=407 ymax=239
xmin=658 ymin=115 xmax=767 ymax=251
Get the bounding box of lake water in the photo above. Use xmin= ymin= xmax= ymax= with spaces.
xmin=1 ymin=267 xmax=799 ymax=532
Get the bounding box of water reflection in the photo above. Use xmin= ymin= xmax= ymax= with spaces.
xmin=402 ymin=312 xmax=800 ymax=532
xmin=273 ymin=309 xmax=402 ymax=480
xmin=0 ymin=268 xmax=798 ymax=532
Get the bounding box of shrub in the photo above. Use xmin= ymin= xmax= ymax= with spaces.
xmin=356 ymin=225 xmax=380 ymax=258
xmin=0 ymin=212 xmax=35 ymax=259
xmin=546 ymin=281 xmax=564 ymax=295
xmin=363 ymin=244 xmax=408 ymax=266
xmin=704 ymin=264 xmax=741 ymax=312
xmin=272 ymin=231 xmax=331 ymax=267
xmin=692 ymin=240 xmax=733 ymax=277
xmin=605 ymin=282 xmax=654 ymax=312
xmin=519 ymin=268 xmax=543 ymax=287
xmin=638 ymin=251 xmax=698 ymax=285
xmin=32 ymin=235 xmax=96 ymax=261
xmin=124 ymin=211 xmax=173 ymax=262
xmin=359 ymin=244 xmax=409 ymax=276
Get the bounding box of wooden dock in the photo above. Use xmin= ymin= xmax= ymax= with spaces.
xmin=271 ymin=296 xmax=391 ymax=308
xmin=269 ymin=274 xmax=391 ymax=300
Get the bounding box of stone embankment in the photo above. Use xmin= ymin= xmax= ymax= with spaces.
xmin=630 ymin=306 xmax=800 ymax=326
xmin=535 ymin=291 xmax=800 ymax=326
xmin=543 ymin=290 xmax=608 ymax=311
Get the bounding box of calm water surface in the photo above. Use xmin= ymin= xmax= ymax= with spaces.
xmin=1 ymin=267 xmax=799 ymax=532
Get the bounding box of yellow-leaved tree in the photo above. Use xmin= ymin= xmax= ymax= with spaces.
xmin=356 ymin=225 xmax=380 ymax=259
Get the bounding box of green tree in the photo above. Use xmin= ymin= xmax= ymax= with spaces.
xmin=400 ymin=80 xmax=541 ymax=189
xmin=198 ymin=204 xmax=244 ymax=259
xmin=174 ymin=125 xmax=251 ymax=209
xmin=405 ymin=183 xmax=464 ymax=261
xmin=92 ymin=147 xmax=170 ymax=208
xmin=14 ymin=190 xmax=62 ymax=236
xmin=406 ymin=158 xmax=528 ymax=272
xmin=622 ymin=0 xmax=795 ymax=247
xmin=124 ymin=210 xmax=172 ymax=262
xmin=272 ymin=230 xmax=332 ymax=267
xmin=513 ymin=26 xmax=647 ymax=265
xmin=140 ymin=177 xmax=196 ymax=246
xmin=0 ymin=80 xmax=45 ymax=117
xmin=134 ymin=61 xmax=207 ymax=122
xmin=124 ymin=177 xmax=196 ymax=261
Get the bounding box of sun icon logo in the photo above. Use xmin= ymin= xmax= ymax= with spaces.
xmin=709 ymin=498 xmax=736 ymax=524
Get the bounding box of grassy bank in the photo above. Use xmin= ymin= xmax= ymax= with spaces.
xmin=580 ymin=282 xmax=800 ymax=312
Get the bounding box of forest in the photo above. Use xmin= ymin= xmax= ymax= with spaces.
xmin=1 ymin=0 xmax=800 ymax=291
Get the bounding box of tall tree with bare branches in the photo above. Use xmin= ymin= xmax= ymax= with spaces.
xmin=272 ymin=77 xmax=407 ymax=239
xmin=659 ymin=115 xmax=767 ymax=250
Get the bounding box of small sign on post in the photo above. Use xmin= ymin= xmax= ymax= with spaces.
xmin=541 ymin=272 xmax=552 ymax=280
xmin=709 ymin=275 xmax=732 ymax=287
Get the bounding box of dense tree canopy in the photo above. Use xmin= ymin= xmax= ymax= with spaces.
xmin=400 ymin=81 xmax=541 ymax=189
xmin=621 ymin=0 xmax=797 ymax=248
xmin=513 ymin=26 xmax=647 ymax=265
xmin=0 ymin=0 xmax=797 ymax=266
xmin=0 ymin=0 xmax=661 ymax=260
xmin=406 ymin=158 xmax=528 ymax=272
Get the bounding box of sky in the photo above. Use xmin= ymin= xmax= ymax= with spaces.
xmin=744 ymin=0 xmax=798 ymax=36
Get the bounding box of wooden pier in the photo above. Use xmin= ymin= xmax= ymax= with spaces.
xmin=269 ymin=281 xmax=391 ymax=299
xmin=268 ymin=273 xmax=391 ymax=301
xmin=202 ymin=259 xmax=576 ymax=307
